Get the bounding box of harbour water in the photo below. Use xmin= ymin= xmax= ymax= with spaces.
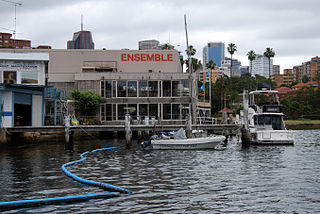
xmin=0 ymin=130 xmax=320 ymax=213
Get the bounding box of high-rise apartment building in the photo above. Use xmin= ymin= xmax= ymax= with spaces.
xmin=203 ymin=42 xmax=225 ymax=68
xmin=293 ymin=56 xmax=320 ymax=82
xmin=251 ymin=54 xmax=273 ymax=78
xmin=67 ymin=31 xmax=95 ymax=49
xmin=0 ymin=32 xmax=31 ymax=49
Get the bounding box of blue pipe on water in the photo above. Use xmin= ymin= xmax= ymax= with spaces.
xmin=0 ymin=146 xmax=130 ymax=210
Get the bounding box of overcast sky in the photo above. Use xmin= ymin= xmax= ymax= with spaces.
xmin=1 ymin=0 xmax=319 ymax=71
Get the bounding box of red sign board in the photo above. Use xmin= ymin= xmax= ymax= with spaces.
xmin=121 ymin=53 xmax=173 ymax=62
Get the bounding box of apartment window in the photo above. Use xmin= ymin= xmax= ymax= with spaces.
xmin=128 ymin=104 xmax=137 ymax=119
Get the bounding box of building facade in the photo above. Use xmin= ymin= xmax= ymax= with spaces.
xmin=138 ymin=40 xmax=160 ymax=50
xmin=251 ymin=54 xmax=273 ymax=78
xmin=0 ymin=32 xmax=31 ymax=49
xmin=47 ymin=49 xmax=194 ymax=124
xmin=203 ymin=42 xmax=225 ymax=68
xmin=67 ymin=31 xmax=95 ymax=49
xmin=220 ymin=57 xmax=242 ymax=77
xmin=0 ymin=51 xmax=48 ymax=127
xmin=293 ymin=56 xmax=320 ymax=82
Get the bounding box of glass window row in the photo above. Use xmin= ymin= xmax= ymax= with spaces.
xmin=100 ymin=103 xmax=190 ymax=121
xmin=101 ymin=80 xmax=189 ymax=98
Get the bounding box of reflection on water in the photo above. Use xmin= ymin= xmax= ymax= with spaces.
xmin=0 ymin=130 xmax=320 ymax=213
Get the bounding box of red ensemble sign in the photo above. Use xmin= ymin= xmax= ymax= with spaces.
xmin=121 ymin=53 xmax=173 ymax=62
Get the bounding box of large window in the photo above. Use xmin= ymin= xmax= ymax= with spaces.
xmin=128 ymin=81 xmax=137 ymax=97
xmin=149 ymin=81 xmax=158 ymax=97
xmin=139 ymin=80 xmax=148 ymax=97
xmin=181 ymin=80 xmax=189 ymax=97
xmin=118 ymin=104 xmax=126 ymax=120
xmin=139 ymin=104 xmax=148 ymax=118
xmin=106 ymin=81 xmax=112 ymax=98
xmin=117 ymin=81 xmax=126 ymax=97
xmin=163 ymin=80 xmax=171 ymax=97
xmin=172 ymin=104 xmax=180 ymax=119
xmin=21 ymin=71 xmax=38 ymax=84
xmin=163 ymin=104 xmax=171 ymax=120
xmin=106 ymin=104 xmax=112 ymax=120
xmin=172 ymin=81 xmax=179 ymax=97
xmin=149 ymin=104 xmax=158 ymax=119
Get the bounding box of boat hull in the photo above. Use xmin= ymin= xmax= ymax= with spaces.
xmin=151 ymin=136 xmax=225 ymax=150
xmin=250 ymin=130 xmax=294 ymax=145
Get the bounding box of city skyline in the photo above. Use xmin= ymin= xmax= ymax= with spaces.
xmin=0 ymin=0 xmax=319 ymax=71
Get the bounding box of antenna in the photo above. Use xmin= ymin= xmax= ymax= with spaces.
xmin=81 ymin=14 xmax=83 ymax=31
xmin=1 ymin=0 xmax=22 ymax=41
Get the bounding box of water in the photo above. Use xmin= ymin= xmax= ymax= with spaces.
xmin=0 ymin=130 xmax=320 ymax=213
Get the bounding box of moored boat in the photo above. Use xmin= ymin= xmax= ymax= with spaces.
xmin=241 ymin=89 xmax=294 ymax=145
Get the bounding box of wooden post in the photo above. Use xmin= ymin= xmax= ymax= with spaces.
xmin=186 ymin=115 xmax=192 ymax=138
xmin=125 ymin=114 xmax=132 ymax=146
xmin=0 ymin=128 xmax=7 ymax=144
xmin=64 ymin=115 xmax=73 ymax=149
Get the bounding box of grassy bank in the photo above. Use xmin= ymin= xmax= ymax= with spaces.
xmin=284 ymin=120 xmax=320 ymax=130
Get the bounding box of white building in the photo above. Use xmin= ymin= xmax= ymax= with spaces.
xmin=251 ymin=54 xmax=273 ymax=78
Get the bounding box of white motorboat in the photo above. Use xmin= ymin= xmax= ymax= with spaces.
xmin=151 ymin=135 xmax=226 ymax=150
xmin=241 ymin=89 xmax=294 ymax=145
xmin=142 ymin=128 xmax=225 ymax=150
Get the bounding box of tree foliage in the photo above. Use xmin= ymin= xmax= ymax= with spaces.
xmin=70 ymin=89 xmax=102 ymax=116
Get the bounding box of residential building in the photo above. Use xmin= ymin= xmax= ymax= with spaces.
xmin=271 ymin=74 xmax=284 ymax=87
xmin=273 ymin=65 xmax=280 ymax=75
xmin=283 ymin=69 xmax=294 ymax=85
xmin=203 ymin=42 xmax=225 ymax=68
xmin=251 ymin=54 xmax=273 ymax=78
xmin=67 ymin=31 xmax=95 ymax=49
xmin=293 ymin=56 xmax=320 ymax=82
xmin=220 ymin=57 xmax=242 ymax=77
xmin=138 ymin=40 xmax=160 ymax=50
xmin=0 ymin=32 xmax=31 ymax=49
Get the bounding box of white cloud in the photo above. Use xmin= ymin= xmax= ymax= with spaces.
xmin=0 ymin=0 xmax=319 ymax=70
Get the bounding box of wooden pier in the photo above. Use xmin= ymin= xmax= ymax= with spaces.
xmin=2 ymin=122 xmax=240 ymax=146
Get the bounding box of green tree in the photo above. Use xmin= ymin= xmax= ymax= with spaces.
xmin=227 ymin=43 xmax=237 ymax=77
xmin=247 ymin=50 xmax=256 ymax=77
xmin=302 ymin=74 xmax=310 ymax=83
xmin=264 ymin=47 xmax=275 ymax=90
xmin=186 ymin=45 xmax=196 ymax=56
xmin=70 ymin=90 xmax=102 ymax=117
xmin=206 ymin=60 xmax=216 ymax=69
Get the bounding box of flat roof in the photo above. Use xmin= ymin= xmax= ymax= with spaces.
xmin=0 ymin=52 xmax=49 ymax=61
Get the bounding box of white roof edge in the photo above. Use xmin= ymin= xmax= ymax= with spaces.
xmin=0 ymin=52 xmax=49 ymax=61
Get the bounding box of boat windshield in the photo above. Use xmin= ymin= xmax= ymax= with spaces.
xmin=253 ymin=114 xmax=283 ymax=130
xmin=250 ymin=93 xmax=279 ymax=106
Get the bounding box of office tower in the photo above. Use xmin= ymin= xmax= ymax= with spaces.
xmin=203 ymin=42 xmax=225 ymax=68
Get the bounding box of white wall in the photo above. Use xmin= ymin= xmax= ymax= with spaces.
xmin=32 ymin=95 xmax=43 ymax=126
xmin=2 ymin=91 xmax=12 ymax=128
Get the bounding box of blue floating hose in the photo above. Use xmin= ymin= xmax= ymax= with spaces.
xmin=0 ymin=147 xmax=130 ymax=210
xmin=62 ymin=146 xmax=131 ymax=194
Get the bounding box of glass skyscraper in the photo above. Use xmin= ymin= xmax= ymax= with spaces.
xmin=67 ymin=31 xmax=95 ymax=49
xmin=203 ymin=42 xmax=225 ymax=68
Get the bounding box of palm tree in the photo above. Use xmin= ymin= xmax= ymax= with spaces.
xmin=162 ymin=44 xmax=170 ymax=50
xmin=186 ymin=45 xmax=196 ymax=56
xmin=227 ymin=43 xmax=237 ymax=107
xmin=206 ymin=60 xmax=215 ymax=69
xmin=247 ymin=50 xmax=256 ymax=90
xmin=227 ymin=43 xmax=237 ymax=77
xmin=264 ymin=48 xmax=275 ymax=90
